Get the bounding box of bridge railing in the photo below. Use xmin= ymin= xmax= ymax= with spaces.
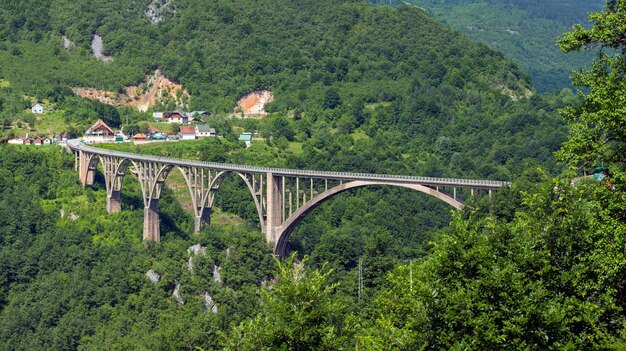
xmin=68 ymin=141 xmax=511 ymax=189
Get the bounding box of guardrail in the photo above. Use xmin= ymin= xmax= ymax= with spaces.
xmin=68 ymin=141 xmax=511 ymax=189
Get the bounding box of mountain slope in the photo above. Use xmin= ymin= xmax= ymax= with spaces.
xmin=1 ymin=0 xmax=531 ymax=112
xmin=376 ymin=0 xmax=604 ymax=92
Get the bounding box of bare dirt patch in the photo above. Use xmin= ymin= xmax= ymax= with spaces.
xmin=235 ymin=90 xmax=274 ymax=116
xmin=73 ymin=70 xmax=189 ymax=112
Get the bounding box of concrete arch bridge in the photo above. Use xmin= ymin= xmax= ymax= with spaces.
xmin=68 ymin=142 xmax=510 ymax=256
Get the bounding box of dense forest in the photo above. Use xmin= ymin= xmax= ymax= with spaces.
xmin=2 ymin=0 xmax=626 ymax=349
xmin=373 ymin=0 xmax=604 ymax=92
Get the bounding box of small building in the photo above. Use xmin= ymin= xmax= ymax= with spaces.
xmin=160 ymin=112 xmax=189 ymax=124
xmin=133 ymin=133 xmax=147 ymax=141
xmin=31 ymin=102 xmax=43 ymax=114
xmin=84 ymin=119 xmax=115 ymax=143
xmin=188 ymin=111 xmax=208 ymax=123
xmin=238 ymin=133 xmax=252 ymax=142
xmin=7 ymin=138 xmax=23 ymax=145
xmin=150 ymin=132 xmax=168 ymax=140
xmin=43 ymin=138 xmax=52 ymax=145
xmin=195 ymin=125 xmax=216 ymax=138
xmin=148 ymin=125 xmax=160 ymax=134
xmin=238 ymin=132 xmax=253 ymax=148
xmin=24 ymin=138 xmax=33 ymax=145
xmin=34 ymin=138 xmax=42 ymax=146
xmin=179 ymin=126 xmax=196 ymax=140
xmin=153 ymin=112 xmax=164 ymax=119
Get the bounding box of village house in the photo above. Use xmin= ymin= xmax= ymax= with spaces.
xmin=187 ymin=111 xmax=208 ymax=123
xmin=238 ymin=132 xmax=253 ymax=148
xmin=7 ymin=138 xmax=24 ymax=145
xmin=155 ymin=112 xmax=189 ymax=124
xmin=133 ymin=133 xmax=148 ymax=141
xmin=195 ymin=125 xmax=216 ymax=138
xmin=31 ymin=102 xmax=43 ymax=114
xmin=179 ymin=126 xmax=196 ymax=140
xmin=83 ymin=119 xmax=115 ymax=143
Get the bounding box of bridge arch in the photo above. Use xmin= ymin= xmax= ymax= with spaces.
xmin=206 ymin=170 xmax=265 ymax=230
xmin=273 ymin=180 xmax=462 ymax=256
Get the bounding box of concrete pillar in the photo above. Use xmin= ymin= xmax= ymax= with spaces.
xmin=194 ymin=207 xmax=211 ymax=233
xmin=265 ymin=173 xmax=283 ymax=244
xmin=79 ymin=152 xmax=95 ymax=188
xmin=143 ymin=200 xmax=160 ymax=242
xmin=107 ymin=190 xmax=121 ymax=213
xmin=78 ymin=152 xmax=87 ymax=187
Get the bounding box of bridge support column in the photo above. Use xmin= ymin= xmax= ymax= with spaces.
xmin=143 ymin=200 xmax=160 ymax=242
xmin=265 ymin=172 xmax=283 ymax=244
xmin=78 ymin=151 xmax=95 ymax=188
xmin=107 ymin=190 xmax=122 ymax=213
xmin=194 ymin=208 xmax=211 ymax=233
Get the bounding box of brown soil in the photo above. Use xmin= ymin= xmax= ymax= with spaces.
xmin=73 ymin=70 xmax=189 ymax=112
xmin=235 ymin=90 xmax=274 ymax=115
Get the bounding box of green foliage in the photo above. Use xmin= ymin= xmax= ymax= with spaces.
xmin=224 ymin=254 xmax=347 ymax=350
xmin=393 ymin=0 xmax=603 ymax=93
xmin=557 ymin=0 xmax=626 ymax=169
xmin=0 ymin=146 xmax=275 ymax=350
xmin=360 ymin=178 xmax=626 ymax=349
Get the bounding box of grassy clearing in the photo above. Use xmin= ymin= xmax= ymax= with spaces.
xmin=350 ymin=130 xmax=369 ymax=141
xmin=34 ymin=111 xmax=70 ymax=135
xmin=287 ymin=142 xmax=302 ymax=154
xmin=364 ymin=102 xmax=392 ymax=110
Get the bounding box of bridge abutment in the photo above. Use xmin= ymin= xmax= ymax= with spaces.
xmin=143 ymin=201 xmax=160 ymax=242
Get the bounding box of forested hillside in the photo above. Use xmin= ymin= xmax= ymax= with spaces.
xmin=4 ymin=0 xmax=624 ymax=349
xmin=0 ymin=0 xmax=571 ymax=264
xmin=374 ymin=0 xmax=604 ymax=92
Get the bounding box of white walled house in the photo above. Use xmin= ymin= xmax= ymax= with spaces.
xmin=179 ymin=126 xmax=196 ymax=140
xmin=31 ymin=103 xmax=43 ymax=114
xmin=195 ymin=125 xmax=216 ymax=138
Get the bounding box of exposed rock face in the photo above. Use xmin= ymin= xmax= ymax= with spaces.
xmin=146 ymin=269 xmax=160 ymax=283
xmin=73 ymin=70 xmax=189 ymax=112
xmin=62 ymin=36 xmax=74 ymax=50
xmin=497 ymin=82 xmax=533 ymax=101
xmin=202 ymin=291 xmax=218 ymax=313
xmin=91 ymin=35 xmax=113 ymax=63
xmin=213 ymin=265 xmax=222 ymax=284
xmin=172 ymin=280 xmax=184 ymax=304
xmin=146 ymin=0 xmax=175 ymax=24
xmin=187 ymin=244 xmax=207 ymax=271
xmin=235 ymin=90 xmax=274 ymax=115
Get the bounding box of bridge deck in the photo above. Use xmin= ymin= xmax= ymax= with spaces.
xmin=68 ymin=142 xmax=510 ymax=189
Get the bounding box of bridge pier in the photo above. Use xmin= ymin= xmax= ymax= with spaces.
xmin=194 ymin=208 xmax=211 ymax=233
xmin=107 ymin=190 xmax=122 ymax=213
xmin=78 ymin=151 xmax=95 ymax=188
xmin=143 ymin=200 xmax=160 ymax=242
xmin=265 ymin=173 xmax=283 ymax=244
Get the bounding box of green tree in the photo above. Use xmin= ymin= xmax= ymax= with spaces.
xmin=224 ymin=254 xmax=347 ymax=350
xmin=557 ymin=0 xmax=626 ymax=169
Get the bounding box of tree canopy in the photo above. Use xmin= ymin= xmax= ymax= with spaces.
xmin=557 ymin=0 xmax=626 ymax=170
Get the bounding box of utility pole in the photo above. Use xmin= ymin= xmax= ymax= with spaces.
xmin=409 ymin=259 xmax=413 ymax=292
xmin=358 ymin=257 xmax=363 ymax=302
